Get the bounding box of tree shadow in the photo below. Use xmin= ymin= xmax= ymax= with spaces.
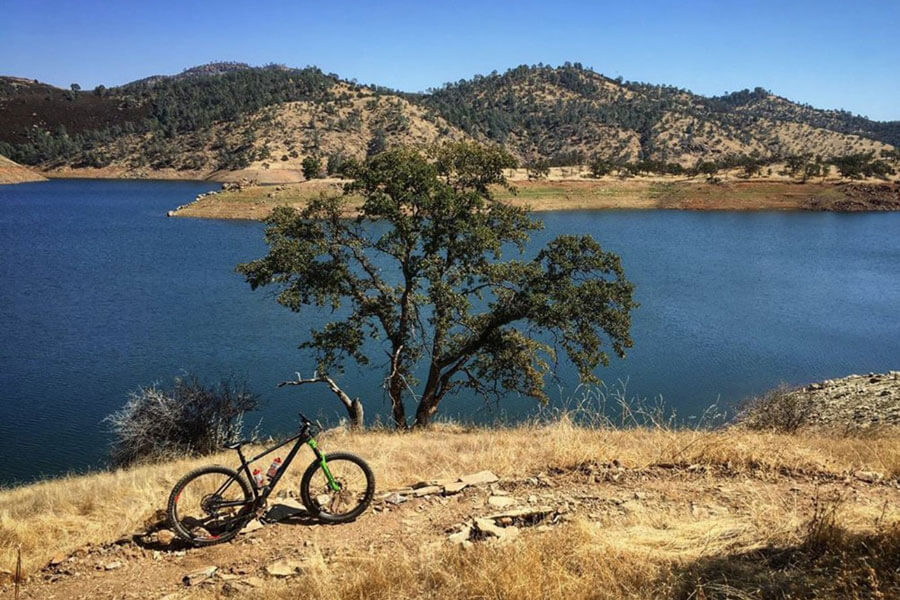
xmin=663 ymin=526 xmax=900 ymax=599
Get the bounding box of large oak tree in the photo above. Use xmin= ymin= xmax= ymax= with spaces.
xmin=237 ymin=142 xmax=635 ymax=428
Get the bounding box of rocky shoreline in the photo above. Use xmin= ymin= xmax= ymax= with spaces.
xmin=740 ymin=371 xmax=900 ymax=432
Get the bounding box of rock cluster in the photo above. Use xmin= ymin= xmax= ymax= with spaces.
xmin=791 ymin=371 xmax=900 ymax=429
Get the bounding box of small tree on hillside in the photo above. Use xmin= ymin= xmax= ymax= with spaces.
xmin=301 ymin=155 xmax=322 ymax=180
xmin=588 ymin=154 xmax=614 ymax=178
xmin=526 ymin=159 xmax=550 ymax=180
xmin=238 ymin=143 xmax=636 ymax=429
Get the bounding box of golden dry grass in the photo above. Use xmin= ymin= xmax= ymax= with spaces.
xmin=171 ymin=177 xmax=875 ymax=220
xmin=2 ymin=419 xmax=899 ymax=580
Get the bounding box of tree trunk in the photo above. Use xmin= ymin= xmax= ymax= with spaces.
xmin=346 ymin=397 xmax=364 ymax=430
xmin=413 ymin=391 xmax=441 ymax=428
xmin=388 ymin=375 xmax=408 ymax=429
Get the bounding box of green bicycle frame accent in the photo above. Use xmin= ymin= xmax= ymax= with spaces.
xmin=307 ymin=438 xmax=341 ymax=491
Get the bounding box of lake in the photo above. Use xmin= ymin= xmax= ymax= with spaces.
xmin=1 ymin=179 xmax=899 ymax=485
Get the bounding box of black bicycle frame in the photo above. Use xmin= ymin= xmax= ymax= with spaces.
xmin=234 ymin=430 xmax=310 ymax=502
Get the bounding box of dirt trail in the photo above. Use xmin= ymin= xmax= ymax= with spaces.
xmin=14 ymin=462 xmax=899 ymax=600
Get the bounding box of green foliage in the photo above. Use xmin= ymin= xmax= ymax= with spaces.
xmin=301 ymin=155 xmax=322 ymax=179
xmin=829 ymin=152 xmax=896 ymax=179
xmin=526 ymin=159 xmax=550 ymax=180
xmin=326 ymin=151 xmax=348 ymax=176
xmin=588 ymin=154 xmax=614 ymax=178
xmin=4 ymin=62 xmax=898 ymax=173
xmin=366 ymin=127 xmax=387 ymax=157
xmin=1 ymin=65 xmax=336 ymax=167
xmin=237 ymin=143 xmax=635 ymax=428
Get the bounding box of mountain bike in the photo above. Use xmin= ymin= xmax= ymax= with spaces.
xmin=166 ymin=412 xmax=375 ymax=546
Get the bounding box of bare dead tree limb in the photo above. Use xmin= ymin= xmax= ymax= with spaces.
xmin=278 ymin=371 xmax=364 ymax=429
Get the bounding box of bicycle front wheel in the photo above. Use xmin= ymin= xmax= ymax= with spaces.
xmin=300 ymin=452 xmax=375 ymax=523
xmin=167 ymin=465 xmax=254 ymax=546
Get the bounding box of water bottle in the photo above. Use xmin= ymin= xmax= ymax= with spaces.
xmin=252 ymin=468 xmax=264 ymax=488
xmin=266 ymin=457 xmax=283 ymax=479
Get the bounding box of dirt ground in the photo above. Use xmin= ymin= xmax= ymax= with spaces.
xmin=13 ymin=459 xmax=900 ymax=599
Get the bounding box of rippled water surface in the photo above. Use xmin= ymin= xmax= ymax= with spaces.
xmin=2 ymin=179 xmax=899 ymax=484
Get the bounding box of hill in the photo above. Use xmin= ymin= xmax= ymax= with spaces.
xmin=0 ymin=63 xmax=898 ymax=181
xmin=0 ymin=154 xmax=46 ymax=184
xmin=419 ymin=64 xmax=899 ymax=165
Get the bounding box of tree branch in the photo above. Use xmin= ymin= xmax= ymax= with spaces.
xmin=277 ymin=371 xmax=364 ymax=429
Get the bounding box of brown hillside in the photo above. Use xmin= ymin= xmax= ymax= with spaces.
xmin=0 ymin=154 xmax=46 ymax=183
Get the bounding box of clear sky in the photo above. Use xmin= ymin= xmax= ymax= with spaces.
xmin=2 ymin=0 xmax=898 ymax=120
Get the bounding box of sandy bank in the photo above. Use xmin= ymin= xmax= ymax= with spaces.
xmin=169 ymin=178 xmax=900 ymax=220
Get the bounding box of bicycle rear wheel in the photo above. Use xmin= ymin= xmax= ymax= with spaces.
xmin=167 ymin=466 xmax=254 ymax=546
xmin=300 ymin=452 xmax=375 ymax=523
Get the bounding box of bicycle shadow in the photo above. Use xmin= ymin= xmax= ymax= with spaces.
xmin=133 ymin=502 xmax=329 ymax=551
xmin=263 ymin=502 xmax=317 ymax=525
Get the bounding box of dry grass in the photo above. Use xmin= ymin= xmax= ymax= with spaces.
xmin=235 ymin=523 xmax=900 ymax=600
xmin=171 ymin=177 xmax=872 ymax=220
xmin=2 ymin=418 xmax=899 ymax=580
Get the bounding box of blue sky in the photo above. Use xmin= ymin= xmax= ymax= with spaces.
xmin=2 ymin=0 xmax=898 ymax=120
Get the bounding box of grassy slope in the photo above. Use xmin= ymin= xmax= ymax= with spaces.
xmin=2 ymin=420 xmax=899 ymax=598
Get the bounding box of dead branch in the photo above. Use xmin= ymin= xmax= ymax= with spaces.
xmin=278 ymin=371 xmax=364 ymax=429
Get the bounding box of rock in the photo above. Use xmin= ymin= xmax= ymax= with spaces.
xmin=473 ymin=518 xmax=519 ymax=542
xmin=143 ymin=509 xmax=168 ymax=531
xmin=856 ymin=470 xmax=882 ymax=483
xmin=279 ymin=498 xmax=306 ymax=511
xmin=241 ymin=576 xmax=265 ymax=587
xmin=473 ymin=517 xmax=506 ymax=539
xmin=459 ymin=470 xmax=499 ymax=486
xmin=48 ymin=552 xmax=67 ymax=567
xmin=413 ymin=485 xmax=443 ymax=497
xmin=156 ymin=529 xmax=176 ymax=546
xmin=166 ymin=210 xmax=177 ymax=217
xmin=486 ymin=506 xmax=555 ymax=521
xmin=242 ymin=519 xmax=264 ymax=534
xmin=265 ymin=559 xmax=304 ymax=577
xmin=384 ymin=492 xmax=408 ymax=505
xmin=443 ymin=481 xmax=468 ymax=495
xmin=448 ymin=523 xmax=473 ymax=544
xmin=182 ymin=566 xmax=217 ymax=586
xmin=487 ymin=496 xmax=515 ymax=509
xmin=104 ymin=561 xmax=123 ymax=571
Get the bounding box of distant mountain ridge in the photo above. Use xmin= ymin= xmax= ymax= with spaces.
xmin=0 ymin=62 xmax=896 ymax=175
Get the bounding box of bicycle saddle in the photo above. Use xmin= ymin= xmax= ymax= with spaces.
xmin=223 ymin=440 xmax=252 ymax=450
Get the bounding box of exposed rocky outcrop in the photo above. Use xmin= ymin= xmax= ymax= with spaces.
xmin=739 ymin=371 xmax=900 ymax=432
xmin=807 ymin=183 xmax=900 ymax=211
xmin=0 ymin=155 xmax=45 ymax=184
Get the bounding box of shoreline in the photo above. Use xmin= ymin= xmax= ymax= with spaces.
xmin=170 ymin=177 xmax=900 ymax=220
xmin=7 ymin=166 xmax=900 ymax=217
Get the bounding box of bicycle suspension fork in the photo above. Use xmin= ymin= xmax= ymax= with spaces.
xmin=306 ymin=438 xmax=341 ymax=491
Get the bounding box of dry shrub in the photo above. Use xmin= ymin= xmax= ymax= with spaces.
xmin=735 ymin=384 xmax=815 ymax=433
xmin=105 ymin=375 xmax=258 ymax=466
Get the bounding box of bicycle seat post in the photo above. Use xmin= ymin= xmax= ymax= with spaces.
xmin=234 ymin=445 xmax=248 ymax=469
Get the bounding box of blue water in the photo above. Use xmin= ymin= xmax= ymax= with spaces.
xmin=1 ymin=179 xmax=899 ymax=485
